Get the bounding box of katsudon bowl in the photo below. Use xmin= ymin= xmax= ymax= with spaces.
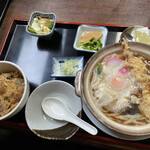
xmin=0 ymin=61 xmax=30 ymax=120
xmin=75 ymin=41 xmax=150 ymax=136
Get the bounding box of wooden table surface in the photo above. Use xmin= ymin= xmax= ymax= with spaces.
xmin=0 ymin=0 xmax=150 ymax=149
xmin=0 ymin=0 xmax=150 ymax=50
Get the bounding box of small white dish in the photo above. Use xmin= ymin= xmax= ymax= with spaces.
xmin=51 ymin=56 xmax=84 ymax=77
xmin=25 ymin=80 xmax=82 ymax=140
xmin=26 ymin=11 xmax=56 ymax=39
xmin=73 ymin=25 xmax=108 ymax=53
xmin=120 ymin=25 xmax=150 ymax=45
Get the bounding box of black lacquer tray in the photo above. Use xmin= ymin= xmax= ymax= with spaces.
xmin=1 ymin=19 xmax=150 ymax=150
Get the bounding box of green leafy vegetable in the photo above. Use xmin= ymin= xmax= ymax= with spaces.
xmin=78 ymin=39 xmax=103 ymax=51
xmin=97 ymin=63 xmax=103 ymax=75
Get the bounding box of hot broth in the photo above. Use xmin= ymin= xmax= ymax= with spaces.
xmin=90 ymin=41 xmax=150 ymax=126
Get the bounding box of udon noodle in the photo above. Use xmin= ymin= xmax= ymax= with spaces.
xmin=90 ymin=40 xmax=150 ymax=126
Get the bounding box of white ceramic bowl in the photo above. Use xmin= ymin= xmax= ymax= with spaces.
xmin=25 ymin=80 xmax=82 ymax=140
xmin=73 ymin=25 xmax=108 ymax=52
xmin=0 ymin=61 xmax=30 ymax=120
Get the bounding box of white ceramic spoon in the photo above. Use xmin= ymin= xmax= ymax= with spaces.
xmin=41 ymin=97 xmax=98 ymax=135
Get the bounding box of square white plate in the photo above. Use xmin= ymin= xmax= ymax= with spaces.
xmin=73 ymin=25 xmax=108 ymax=53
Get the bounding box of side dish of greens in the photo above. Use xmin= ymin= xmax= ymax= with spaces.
xmin=78 ymin=39 xmax=103 ymax=51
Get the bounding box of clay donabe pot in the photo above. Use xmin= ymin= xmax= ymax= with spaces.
xmin=75 ymin=42 xmax=150 ymax=136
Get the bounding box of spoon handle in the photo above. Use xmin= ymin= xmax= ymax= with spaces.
xmin=66 ymin=112 xmax=98 ymax=135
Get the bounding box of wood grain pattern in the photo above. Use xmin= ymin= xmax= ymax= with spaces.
xmin=0 ymin=0 xmax=150 ymax=50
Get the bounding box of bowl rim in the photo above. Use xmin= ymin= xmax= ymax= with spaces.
xmin=0 ymin=61 xmax=29 ymax=120
xmin=26 ymin=11 xmax=56 ymax=37
xmin=81 ymin=42 xmax=150 ymax=136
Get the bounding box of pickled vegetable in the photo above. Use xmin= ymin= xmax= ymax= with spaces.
xmin=28 ymin=17 xmax=54 ymax=35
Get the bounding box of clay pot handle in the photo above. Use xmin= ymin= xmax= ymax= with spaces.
xmin=74 ymin=70 xmax=82 ymax=97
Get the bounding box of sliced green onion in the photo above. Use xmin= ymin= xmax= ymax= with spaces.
xmin=97 ymin=63 xmax=103 ymax=75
